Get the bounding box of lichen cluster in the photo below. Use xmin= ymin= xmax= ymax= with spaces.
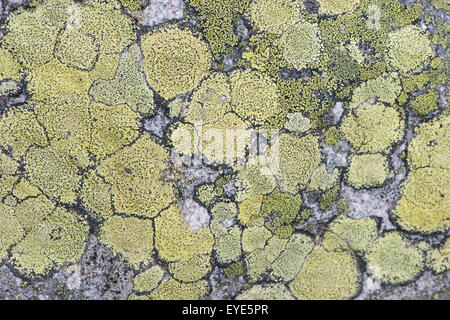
xmin=0 ymin=0 xmax=448 ymax=300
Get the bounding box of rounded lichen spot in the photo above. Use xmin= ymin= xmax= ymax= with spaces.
xmin=279 ymin=22 xmax=322 ymax=70
xmin=284 ymin=113 xmax=311 ymax=133
xmin=236 ymin=284 xmax=295 ymax=300
xmin=366 ymin=232 xmax=424 ymax=285
xmin=317 ymin=0 xmax=360 ymax=15
xmin=55 ymin=27 xmax=99 ymax=71
xmin=99 ymin=215 xmax=154 ymax=267
xmin=341 ymin=102 xmax=404 ymax=154
xmin=25 ymin=138 xmax=92 ymax=204
xmin=97 ymin=135 xmax=176 ymax=218
xmin=246 ymin=0 xmax=300 ymax=35
xmin=13 ymin=195 xmax=55 ymax=232
xmin=387 ymin=25 xmax=434 ymax=75
xmin=154 ymin=205 xmax=214 ymax=280
xmin=80 ymin=172 xmax=113 ymax=221
xmin=0 ymin=204 xmax=24 ymax=260
xmin=141 ymin=27 xmax=212 ymax=100
xmin=134 ymin=265 xmax=165 ymax=293
xmin=346 ymin=154 xmax=390 ymax=189
xmin=10 ymin=207 xmax=88 ymax=278
xmin=409 ymin=90 xmax=440 ymax=116
xmin=235 ymin=160 xmax=276 ymax=202
xmin=276 ymin=133 xmax=321 ymax=194
xmin=230 ymin=70 xmax=281 ymax=125
xmin=289 ymin=237 xmax=361 ymax=300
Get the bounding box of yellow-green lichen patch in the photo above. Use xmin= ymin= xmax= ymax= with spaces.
xmin=341 ymin=102 xmax=404 ymax=154
xmin=394 ymin=116 xmax=449 ymax=234
xmin=0 ymin=47 xmax=22 ymax=81
xmin=242 ymin=226 xmax=272 ymax=253
xmin=271 ymin=233 xmax=314 ymax=282
xmin=350 ymin=73 xmax=402 ymax=109
xmin=246 ymin=0 xmax=301 ymax=35
xmin=245 ymin=235 xmax=288 ymax=282
xmin=275 ymin=133 xmax=321 ymax=194
xmin=149 ymin=277 xmax=208 ymax=300
xmin=346 ymin=154 xmax=390 ymax=189
xmin=97 ymin=135 xmax=177 ymax=218
xmin=80 ymin=172 xmax=113 ymax=221
xmin=99 ymin=215 xmax=154 ymax=267
xmin=210 ymin=202 xmax=241 ymax=264
xmin=2 ymin=8 xmax=59 ymax=69
xmin=386 ymin=25 xmax=434 ymax=75
xmin=0 ymin=204 xmax=24 ymax=260
xmin=279 ymin=22 xmax=323 ymax=70
xmin=10 ymin=206 xmax=88 ymax=277
xmin=183 ymin=73 xmax=232 ymax=125
xmin=427 ymin=239 xmax=449 ymax=274
xmin=236 ymin=284 xmax=295 ymax=300
xmin=90 ymin=44 xmax=155 ymax=115
xmin=317 ymin=0 xmax=361 ymax=15
xmin=55 ymin=28 xmax=99 ymax=71
xmin=13 ymin=195 xmax=55 ymax=232
xmin=406 ymin=115 xmax=449 ymax=171
xmin=0 ymin=152 xmax=19 ymax=175
xmin=394 ymin=167 xmax=449 ymax=234
xmin=134 ymin=265 xmax=165 ymax=293
xmin=235 ymin=160 xmax=276 ymax=202
xmin=25 ymin=138 xmax=92 ymax=204
xmin=289 ymin=235 xmax=361 ymax=300
xmin=284 ymin=113 xmax=312 ymax=133
xmin=308 ymin=164 xmax=340 ymax=192
xmin=154 ymin=205 xmax=214 ymax=281
xmin=0 ymin=107 xmax=48 ymax=159
xmin=409 ymin=90 xmax=440 ymax=116
xmin=366 ymin=232 xmax=424 ymax=285
xmin=230 ymin=69 xmax=282 ymax=126
xmin=141 ymin=27 xmax=212 ymax=100
xmin=330 ymin=217 xmax=378 ymax=253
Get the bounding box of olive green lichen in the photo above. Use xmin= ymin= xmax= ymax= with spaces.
xmin=366 ymin=232 xmax=424 ymax=285
xmin=317 ymin=0 xmax=361 ymax=15
xmin=186 ymin=0 xmax=249 ymax=58
xmin=427 ymin=239 xmax=449 ymax=274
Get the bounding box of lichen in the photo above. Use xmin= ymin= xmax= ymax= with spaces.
xmin=236 ymin=284 xmax=295 ymax=300
xmin=141 ymin=26 xmax=211 ymax=100
xmin=346 ymin=153 xmax=390 ymax=189
xmin=279 ymin=22 xmax=323 ymax=70
xmin=365 ymin=232 xmax=424 ymax=285
xmin=289 ymin=235 xmax=361 ymax=300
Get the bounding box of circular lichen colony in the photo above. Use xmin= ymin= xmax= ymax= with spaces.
xmin=279 ymin=22 xmax=323 ymax=70
xmin=0 ymin=0 xmax=448 ymax=301
xmin=141 ymin=27 xmax=212 ymax=100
